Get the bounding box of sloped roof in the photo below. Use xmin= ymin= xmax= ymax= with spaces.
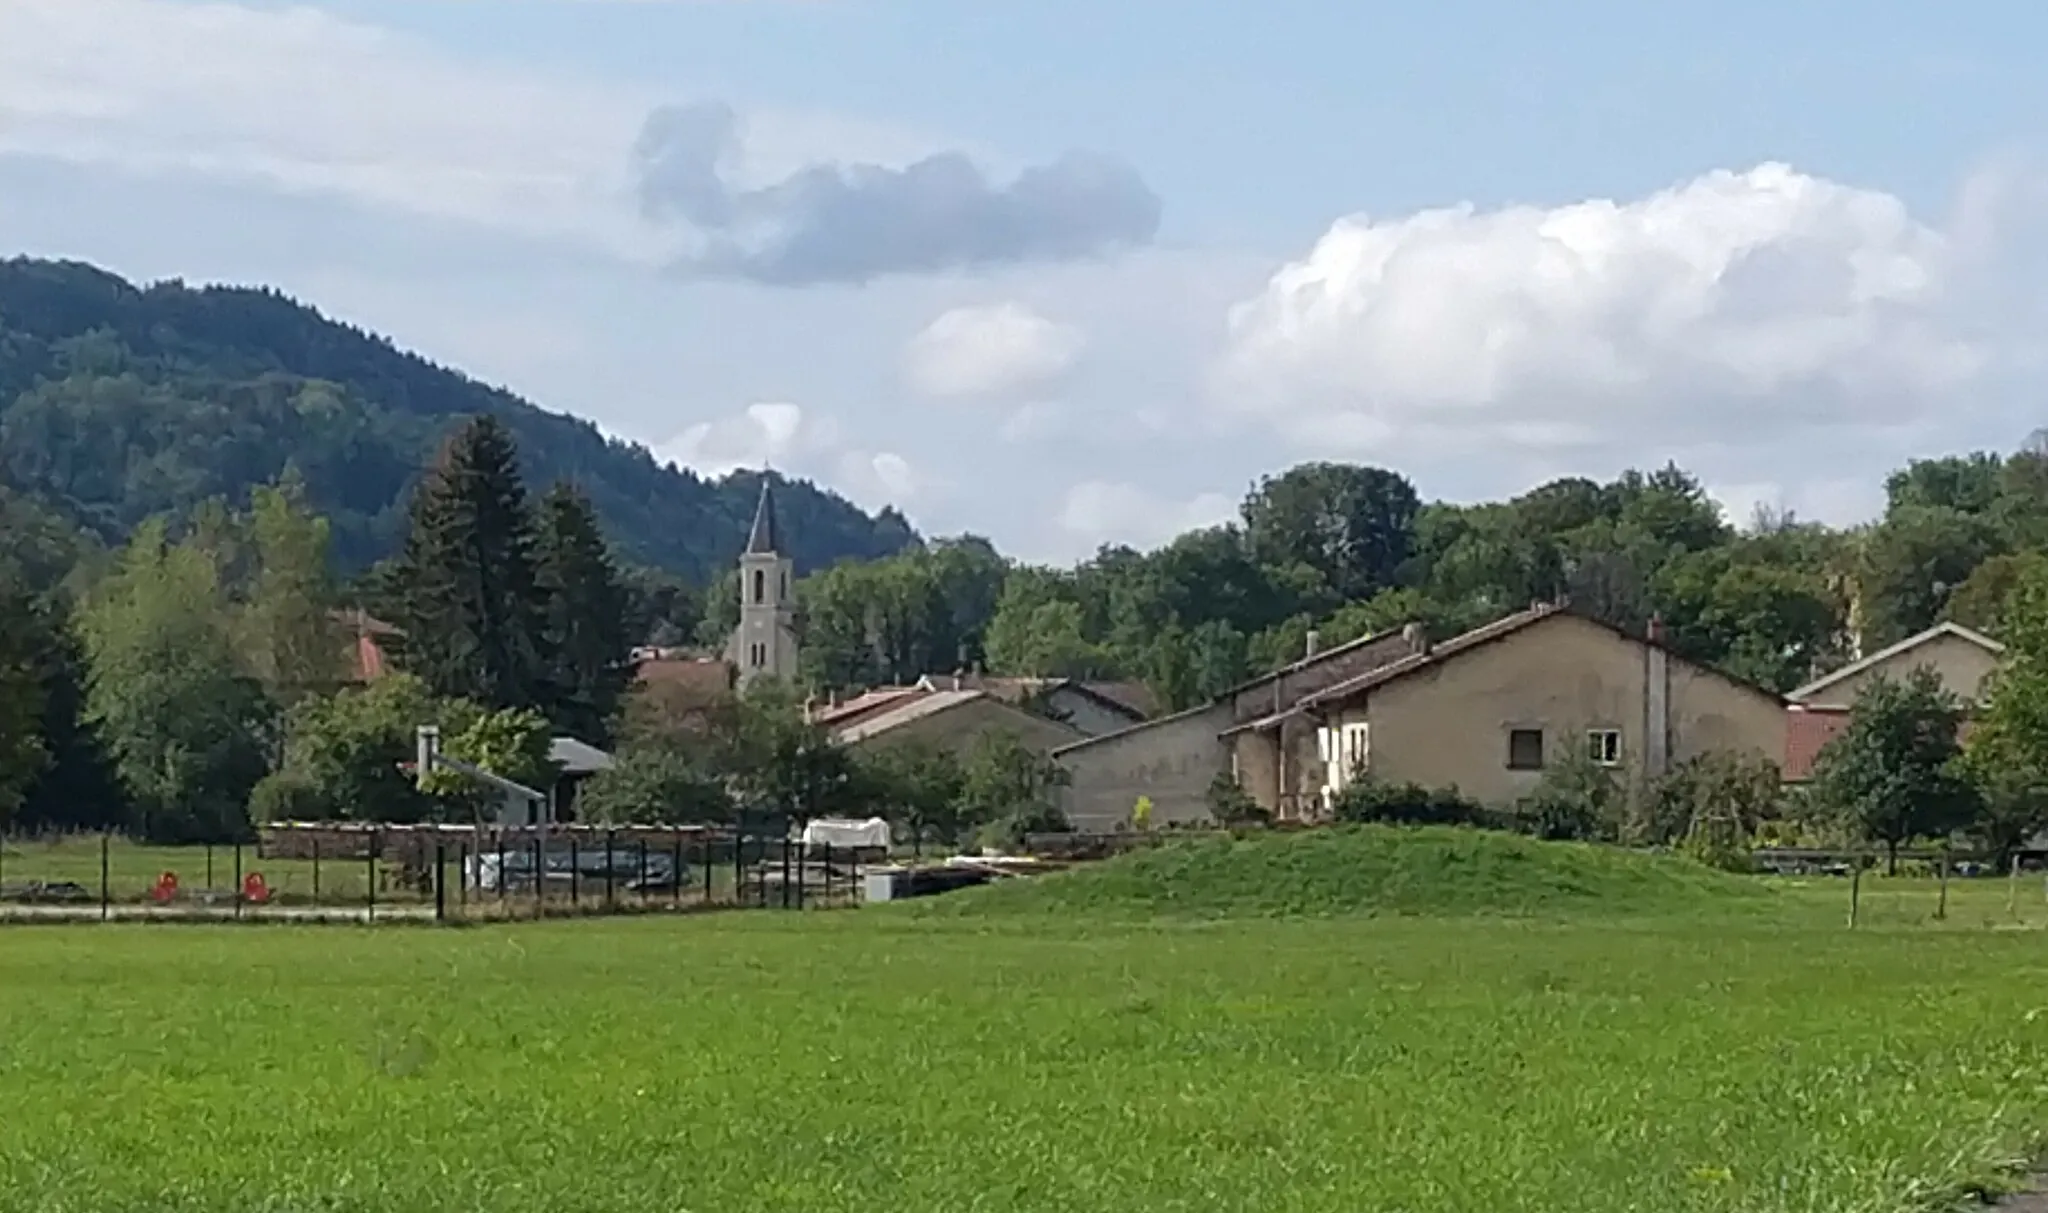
xmin=831 ymin=689 xmax=989 ymax=744
xmin=928 ymin=674 xmax=1153 ymax=722
xmin=812 ymin=687 xmax=926 ymax=728
xmin=550 ymin=736 xmax=615 ymax=775
xmin=1788 ymin=621 xmax=2005 ymax=703
xmin=1285 ymin=603 xmax=1784 ymax=719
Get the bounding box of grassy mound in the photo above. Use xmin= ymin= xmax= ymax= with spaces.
xmin=922 ymin=825 xmax=1768 ymax=920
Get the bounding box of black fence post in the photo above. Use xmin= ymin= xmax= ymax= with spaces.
xmin=233 ymin=840 xmax=244 ymax=920
xmin=532 ymin=835 xmax=545 ymax=921
xmin=205 ymin=842 xmax=215 ymax=895
xmin=367 ymin=831 xmax=378 ymax=923
xmin=312 ymin=837 xmax=321 ymax=905
xmin=636 ymin=838 xmax=648 ymax=909
xmin=457 ymin=841 xmax=469 ymax=915
xmin=672 ymin=835 xmax=684 ymax=910
xmin=605 ymin=829 xmax=618 ymax=911
xmin=569 ymin=834 xmax=580 ymax=909
xmin=99 ymin=831 xmax=110 ymax=922
xmin=780 ymin=837 xmax=793 ymax=911
xmin=498 ymin=833 xmax=508 ymax=907
xmin=434 ymin=842 xmax=447 ymax=923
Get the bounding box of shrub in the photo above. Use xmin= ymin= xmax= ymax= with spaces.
xmin=1205 ymin=773 xmax=1269 ymax=827
xmin=1330 ymin=779 xmax=1498 ymax=829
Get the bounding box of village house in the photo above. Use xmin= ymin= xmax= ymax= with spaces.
xmin=1056 ymin=622 xmax=1429 ymax=831
xmin=1057 ymin=605 xmax=1789 ymax=832
xmin=1291 ymin=606 xmax=1786 ymax=808
xmin=816 ymin=686 xmax=1085 ymax=756
xmin=1781 ymin=621 xmax=2005 ymax=783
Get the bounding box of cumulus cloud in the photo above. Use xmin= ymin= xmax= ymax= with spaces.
xmin=1057 ymin=481 xmax=1237 ymax=550
xmin=656 ymin=402 xmax=918 ymax=509
xmin=1218 ymin=163 xmax=1994 ymax=464
xmin=902 ymin=302 xmax=1085 ymax=399
xmin=635 ymin=101 xmax=1161 ymax=285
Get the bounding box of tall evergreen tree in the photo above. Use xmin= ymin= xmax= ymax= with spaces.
xmin=0 ymin=586 xmax=50 ymax=824
xmin=535 ymin=482 xmax=632 ymax=745
xmin=389 ymin=416 xmax=552 ymax=713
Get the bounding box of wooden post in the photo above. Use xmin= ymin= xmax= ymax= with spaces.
xmin=1937 ymin=849 xmax=1950 ymax=921
xmin=1849 ymin=860 xmax=1862 ymax=929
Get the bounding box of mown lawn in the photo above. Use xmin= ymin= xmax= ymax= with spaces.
xmin=3 ymin=904 xmax=2047 ymax=1212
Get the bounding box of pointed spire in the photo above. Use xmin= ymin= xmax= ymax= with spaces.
xmin=745 ymin=476 xmax=781 ymax=555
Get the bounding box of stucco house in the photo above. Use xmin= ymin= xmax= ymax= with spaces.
xmin=1056 ymin=623 xmax=1429 ymax=832
xmin=825 ymin=688 xmax=1085 ymax=758
xmin=1290 ymin=606 xmax=1787 ymax=809
xmin=917 ymin=673 xmax=1152 ymax=737
xmin=1781 ymin=622 xmax=2004 ymax=783
xmin=1787 ymin=621 xmax=2004 ymax=710
xmin=1057 ymin=606 xmax=1789 ymax=832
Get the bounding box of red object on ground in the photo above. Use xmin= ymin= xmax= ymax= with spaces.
xmin=151 ymin=871 xmax=179 ymax=903
xmin=242 ymin=873 xmax=271 ymax=903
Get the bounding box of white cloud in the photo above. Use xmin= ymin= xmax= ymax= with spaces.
xmin=1056 ymin=481 xmax=1236 ymax=550
xmin=1218 ymin=163 xmax=1993 ymax=463
xmin=901 ymin=302 xmax=1085 ymax=399
xmin=0 ymin=0 xmax=938 ymax=257
xmin=657 ymin=401 xmax=832 ymax=475
xmin=656 ymin=402 xmax=919 ymax=510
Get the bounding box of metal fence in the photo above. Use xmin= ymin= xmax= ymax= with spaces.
xmin=0 ymin=823 xmax=871 ymax=925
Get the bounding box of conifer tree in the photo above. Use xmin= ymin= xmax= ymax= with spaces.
xmin=535 ymin=481 xmax=632 ymax=745
xmin=389 ymin=416 xmax=552 ymax=713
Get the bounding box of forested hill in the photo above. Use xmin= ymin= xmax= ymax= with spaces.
xmin=0 ymin=258 xmax=917 ymax=580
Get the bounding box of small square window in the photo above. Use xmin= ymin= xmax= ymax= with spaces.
xmin=1587 ymin=730 xmax=1622 ymax=767
xmin=1507 ymin=728 xmax=1544 ymax=770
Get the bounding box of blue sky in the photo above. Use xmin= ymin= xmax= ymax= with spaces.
xmin=4 ymin=0 xmax=2046 ymax=561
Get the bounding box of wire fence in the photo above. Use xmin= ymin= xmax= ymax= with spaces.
xmin=0 ymin=823 xmax=872 ymax=925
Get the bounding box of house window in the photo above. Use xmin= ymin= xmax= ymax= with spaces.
xmin=750 ymin=643 xmax=766 ymax=669
xmin=1341 ymin=722 xmax=1370 ymax=773
xmin=1507 ymin=728 xmax=1544 ymax=770
xmin=1586 ymin=729 xmax=1622 ymax=767
xmin=752 ymin=569 xmax=766 ymax=604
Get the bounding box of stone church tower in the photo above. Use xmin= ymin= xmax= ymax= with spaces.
xmin=727 ymin=479 xmax=800 ymax=690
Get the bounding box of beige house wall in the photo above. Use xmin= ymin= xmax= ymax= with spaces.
xmin=847 ymin=696 xmax=1083 ymax=760
xmin=1323 ymin=614 xmax=1784 ymax=806
xmin=1056 ymin=703 xmax=1234 ymax=833
xmin=1797 ymin=633 xmax=2002 ymax=709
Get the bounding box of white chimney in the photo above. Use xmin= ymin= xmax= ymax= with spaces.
xmin=1304 ymin=630 xmax=1321 ymax=659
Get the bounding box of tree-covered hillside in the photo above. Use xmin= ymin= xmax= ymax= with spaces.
xmin=0 ymin=258 xmax=916 ymax=579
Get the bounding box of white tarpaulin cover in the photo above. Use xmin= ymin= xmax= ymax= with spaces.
xmin=799 ymin=817 xmax=892 ymax=850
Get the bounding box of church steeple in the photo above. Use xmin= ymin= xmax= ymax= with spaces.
xmin=745 ymin=479 xmax=781 ymax=555
xmin=728 ymin=474 xmax=798 ymax=690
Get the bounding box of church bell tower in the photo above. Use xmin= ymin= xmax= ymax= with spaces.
xmin=727 ymin=478 xmax=799 ymax=690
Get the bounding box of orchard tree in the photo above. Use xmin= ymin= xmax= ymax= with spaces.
xmin=239 ymin=473 xmax=347 ymax=706
xmin=577 ymin=740 xmax=734 ymax=825
xmin=1809 ymin=668 xmax=1978 ymax=872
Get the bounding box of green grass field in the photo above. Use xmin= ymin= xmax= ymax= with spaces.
xmin=3 ymin=828 xmax=2048 ymax=1212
